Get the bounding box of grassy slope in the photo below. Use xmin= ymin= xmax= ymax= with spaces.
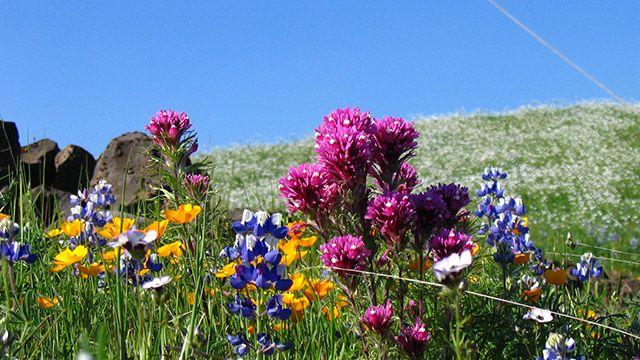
xmin=207 ymin=103 xmax=640 ymax=255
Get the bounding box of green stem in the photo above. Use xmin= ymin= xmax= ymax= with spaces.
xmin=453 ymin=290 xmax=464 ymax=360
xmin=2 ymin=258 xmax=12 ymax=311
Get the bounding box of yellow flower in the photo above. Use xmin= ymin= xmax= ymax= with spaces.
xmin=144 ymin=220 xmax=169 ymax=239
xmin=289 ymin=273 xmax=306 ymax=292
xmin=188 ymin=291 xmax=195 ymax=305
xmin=50 ymin=245 xmax=88 ymax=272
xmin=77 ymin=263 xmax=104 ymax=278
xmin=273 ymin=323 xmax=289 ymax=331
xmin=215 ymin=261 xmax=238 ymax=278
xmin=304 ymin=279 xmax=335 ymax=301
xmin=283 ymin=292 xmax=311 ymax=311
xmin=287 ymin=220 xmax=307 ymax=238
xmin=61 ymin=219 xmax=83 ymax=238
xmin=45 ymin=228 xmax=63 ymax=238
xmin=0 ymin=213 xmax=9 ymax=220
xmin=322 ymin=297 xmax=349 ymax=321
xmin=544 ymin=268 xmax=568 ymax=286
xmin=157 ymin=241 xmax=183 ymax=258
xmin=98 ymin=217 xmax=135 ymax=239
xmin=101 ymin=249 xmax=120 ymax=262
xmin=37 ymin=296 xmax=59 ymax=309
xmin=279 ymin=239 xmax=307 ymax=266
xmin=163 ymin=204 xmax=201 ymax=224
xmin=296 ymin=236 xmax=317 ymax=247
xmin=513 ymin=253 xmax=530 ymax=265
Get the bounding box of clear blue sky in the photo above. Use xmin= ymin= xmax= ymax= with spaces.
xmin=1 ymin=1 xmax=638 ymax=156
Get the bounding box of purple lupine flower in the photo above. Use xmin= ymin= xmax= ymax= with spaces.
xmin=571 ymin=252 xmax=603 ymax=282
xmin=320 ymin=235 xmax=371 ymax=279
xmin=145 ymin=109 xmax=191 ymax=147
xmin=361 ymin=299 xmax=394 ymax=335
xmin=428 ymin=228 xmax=475 ymax=262
xmin=0 ymin=242 xmax=36 ymax=264
xmin=266 ymin=294 xmax=292 ymax=320
xmin=395 ymin=319 xmax=431 ymax=359
xmin=0 ymin=218 xmax=19 ymax=242
xmin=278 ymin=163 xmax=339 ymax=215
xmin=227 ymin=294 xmax=257 ymax=319
xmin=366 ymin=192 xmax=416 ymax=247
xmin=428 ymin=183 xmax=470 ymax=223
xmin=226 ymin=333 xmax=251 ymax=356
xmin=314 ymin=107 xmax=374 ymax=189
xmin=184 ymin=173 xmax=210 ymax=198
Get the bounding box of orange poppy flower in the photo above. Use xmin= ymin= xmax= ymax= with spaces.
xmin=61 ymin=219 xmax=83 ymax=238
xmin=144 ymin=220 xmax=169 ymax=239
xmin=163 ymin=204 xmax=201 ymax=224
xmin=521 ymin=288 xmax=541 ymax=303
xmin=37 ymin=296 xmax=59 ymax=309
xmin=98 ymin=217 xmax=135 ymax=239
xmin=78 ymin=263 xmax=104 ymax=278
xmin=304 ymin=279 xmax=335 ymax=301
xmin=156 ymin=240 xmax=183 ymax=258
xmin=513 ymin=253 xmax=530 ymax=265
xmin=50 ymin=245 xmax=88 ymax=272
xmin=544 ymin=268 xmax=567 ymax=286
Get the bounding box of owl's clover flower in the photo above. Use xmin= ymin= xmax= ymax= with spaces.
xmin=428 ymin=228 xmax=475 ymax=262
xmin=314 ymin=107 xmax=374 ymax=190
xmin=319 ymin=235 xmax=371 ymax=280
xmin=395 ymin=319 xmax=431 ymax=358
xmin=366 ymin=192 xmax=416 ymax=248
xmin=183 ymin=173 xmax=210 ymax=198
xmin=370 ymin=116 xmax=419 ymax=185
xmin=361 ymin=299 xmax=394 ymax=336
xmin=278 ymin=163 xmax=339 ymax=215
xmin=145 ymin=109 xmax=192 ymax=147
xmin=373 ymin=162 xmax=421 ymax=194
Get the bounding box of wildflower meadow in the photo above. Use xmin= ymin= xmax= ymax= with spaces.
xmin=1 ymin=107 xmax=639 ymax=359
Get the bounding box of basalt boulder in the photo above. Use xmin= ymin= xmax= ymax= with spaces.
xmin=20 ymin=138 xmax=59 ymax=188
xmin=0 ymin=121 xmax=20 ymax=188
xmin=53 ymin=144 xmax=96 ymax=193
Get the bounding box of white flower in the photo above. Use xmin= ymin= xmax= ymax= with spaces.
xmin=523 ymin=308 xmax=553 ymax=323
xmin=142 ymin=275 xmax=172 ymax=290
xmin=433 ymin=250 xmax=473 ymax=282
xmin=109 ymin=228 xmax=157 ymax=248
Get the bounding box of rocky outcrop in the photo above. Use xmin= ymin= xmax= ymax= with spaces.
xmin=20 ymin=138 xmax=60 ymax=188
xmin=0 ymin=121 xmax=20 ymax=188
xmin=91 ymin=132 xmax=160 ymax=208
xmin=53 ymin=145 xmax=96 ymax=193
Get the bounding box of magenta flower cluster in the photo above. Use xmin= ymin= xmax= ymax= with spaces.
xmin=366 ymin=192 xmax=416 ymax=247
xmin=184 ymin=173 xmax=210 ymax=197
xmin=278 ymin=163 xmax=338 ymax=215
xmin=319 ymin=235 xmax=371 ymax=279
xmin=395 ymin=319 xmax=431 ymax=358
xmin=314 ymin=107 xmax=374 ymax=189
xmin=361 ymin=299 xmax=394 ymax=336
xmin=145 ymin=109 xmax=192 ymax=147
xmin=428 ymin=228 xmax=475 ymax=262
xmin=370 ymin=116 xmax=420 ymax=189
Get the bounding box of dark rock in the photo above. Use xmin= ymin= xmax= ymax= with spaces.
xmin=0 ymin=121 xmax=20 ymax=188
xmin=30 ymin=185 xmax=73 ymax=226
xmin=20 ymin=138 xmax=59 ymax=188
xmin=91 ymin=132 xmax=160 ymax=208
xmin=53 ymin=145 xmax=96 ymax=193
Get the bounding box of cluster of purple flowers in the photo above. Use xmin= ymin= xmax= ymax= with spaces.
xmin=0 ymin=218 xmax=36 ymax=264
xmin=474 ymin=167 xmax=542 ymax=266
xmin=395 ymin=319 xmax=432 ymax=358
xmin=366 ymin=192 xmax=416 ymax=248
xmin=67 ymin=180 xmax=116 ymax=247
xmin=226 ymin=332 xmax=292 ymax=357
xmin=220 ymin=210 xmax=293 ymax=357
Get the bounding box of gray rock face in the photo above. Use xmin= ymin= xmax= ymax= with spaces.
xmin=91 ymin=131 xmax=160 ymax=208
xmin=30 ymin=185 xmax=73 ymax=226
xmin=53 ymin=144 xmax=96 ymax=193
xmin=0 ymin=121 xmax=20 ymax=188
xmin=20 ymin=138 xmax=60 ymax=188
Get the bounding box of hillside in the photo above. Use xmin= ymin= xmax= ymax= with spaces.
xmin=208 ymin=103 xmax=640 ymax=253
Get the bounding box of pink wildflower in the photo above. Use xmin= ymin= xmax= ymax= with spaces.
xmin=319 ymin=235 xmax=371 ymax=279
xmin=366 ymin=192 xmax=416 ymax=247
xmin=361 ymin=299 xmax=394 ymax=335
xmin=278 ymin=163 xmax=338 ymax=215
xmin=145 ymin=109 xmax=192 ymax=147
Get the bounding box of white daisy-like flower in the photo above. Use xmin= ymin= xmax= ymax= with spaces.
xmin=433 ymin=250 xmax=473 ymax=282
xmin=523 ymin=308 xmax=553 ymax=323
xmin=142 ymin=275 xmax=172 ymax=290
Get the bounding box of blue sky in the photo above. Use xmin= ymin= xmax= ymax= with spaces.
xmin=1 ymin=1 xmax=638 ymax=156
